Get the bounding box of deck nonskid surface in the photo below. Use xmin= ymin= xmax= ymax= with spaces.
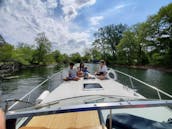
xmin=41 ymin=77 xmax=145 ymax=105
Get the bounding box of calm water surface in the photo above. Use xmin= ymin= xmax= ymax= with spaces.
xmin=0 ymin=64 xmax=172 ymax=107
xmin=0 ymin=65 xmax=63 ymax=107
xmin=114 ymin=66 xmax=172 ymax=95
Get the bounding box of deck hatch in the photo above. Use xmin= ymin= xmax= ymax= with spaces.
xmin=83 ymin=83 xmax=103 ymax=90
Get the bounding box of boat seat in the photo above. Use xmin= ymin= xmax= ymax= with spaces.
xmin=66 ymin=125 xmax=107 ymax=129
xmin=25 ymin=111 xmax=100 ymax=129
xmin=19 ymin=125 xmax=106 ymax=129
xmin=106 ymin=113 xmax=172 ymax=129
xmin=19 ymin=127 xmax=48 ymax=129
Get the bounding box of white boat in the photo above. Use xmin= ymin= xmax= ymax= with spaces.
xmin=5 ymin=66 xmax=172 ymax=129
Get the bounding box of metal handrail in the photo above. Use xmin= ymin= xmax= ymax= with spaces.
xmin=8 ymin=70 xmax=63 ymax=110
xmin=6 ymin=100 xmax=172 ymax=120
xmin=4 ymin=99 xmax=34 ymax=112
xmin=113 ymin=69 xmax=172 ymax=99
xmin=34 ymin=94 xmax=146 ymax=109
xmin=7 ymin=67 xmax=172 ymax=112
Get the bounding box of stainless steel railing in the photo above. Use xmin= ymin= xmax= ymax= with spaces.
xmin=6 ymin=100 xmax=172 ymax=119
xmin=7 ymin=69 xmax=66 ymax=111
xmin=108 ymin=69 xmax=172 ymax=100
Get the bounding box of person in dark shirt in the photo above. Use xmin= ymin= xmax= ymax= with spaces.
xmin=64 ymin=62 xmax=79 ymax=81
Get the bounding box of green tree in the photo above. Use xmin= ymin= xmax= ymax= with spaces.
xmin=82 ymin=50 xmax=92 ymax=63
xmin=145 ymin=3 xmax=172 ymax=66
xmin=70 ymin=53 xmax=82 ymax=63
xmin=90 ymin=48 xmax=102 ymax=61
xmin=33 ymin=33 xmax=51 ymax=65
xmin=52 ymin=50 xmax=64 ymax=64
xmin=12 ymin=43 xmax=34 ymax=65
xmin=92 ymin=38 xmax=107 ymax=60
xmin=62 ymin=54 xmax=70 ymax=64
xmin=0 ymin=43 xmax=14 ymax=62
xmin=117 ymin=31 xmax=138 ymax=65
xmin=45 ymin=53 xmax=55 ymax=64
xmin=130 ymin=23 xmax=150 ymax=65
xmin=93 ymin=24 xmax=128 ymax=60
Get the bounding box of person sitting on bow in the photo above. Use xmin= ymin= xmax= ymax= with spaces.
xmin=77 ymin=62 xmax=85 ymax=77
xmin=95 ymin=60 xmax=108 ymax=80
xmin=64 ymin=62 xmax=80 ymax=81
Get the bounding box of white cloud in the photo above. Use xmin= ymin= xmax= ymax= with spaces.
xmin=90 ymin=16 xmax=104 ymax=26
xmin=115 ymin=4 xmax=127 ymax=10
xmin=0 ymin=0 xmax=96 ymax=54
xmin=61 ymin=0 xmax=96 ymax=21
xmin=46 ymin=0 xmax=57 ymax=9
xmin=62 ymin=5 xmax=78 ymax=22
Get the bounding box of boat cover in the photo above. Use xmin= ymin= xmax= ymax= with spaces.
xmin=106 ymin=113 xmax=172 ymax=129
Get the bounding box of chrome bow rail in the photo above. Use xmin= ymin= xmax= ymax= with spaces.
xmin=110 ymin=69 xmax=172 ymax=100
xmin=6 ymin=68 xmax=67 ymax=111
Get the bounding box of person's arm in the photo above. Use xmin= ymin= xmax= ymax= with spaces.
xmin=103 ymin=66 xmax=108 ymax=76
xmin=0 ymin=109 xmax=5 ymax=129
xmin=74 ymin=68 xmax=78 ymax=77
xmin=95 ymin=66 xmax=100 ymax=75
xmin=68 ymin=69 xmax=72 ymax=77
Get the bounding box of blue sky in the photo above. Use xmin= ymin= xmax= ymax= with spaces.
xmin=0 ymin=0 xmax=172 ymax=54
xmin=74 ymin=0 xmax=172 ymax=28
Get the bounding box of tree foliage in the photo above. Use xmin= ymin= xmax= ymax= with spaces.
xmin=0 ymin=43 xmax=14 ymax=62
xmin=93 ymin=24 xmax=128 ymax=60
xmin=33 ymin=33 xmax=51 ymax=64
xmin=0 ymin=33 xmax=69 ymax=66
xmin=12 ymin=43 xmax=34 ymax=65
xmin=146 ymin=3 xmax=172 ymax=66
xmin=92 ymin=3 xmax=172 ymax=67
xmin=70 ymin=53 xmax=82 ymax=63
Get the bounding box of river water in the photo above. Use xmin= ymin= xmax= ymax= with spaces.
xmin=114 ymin=66 xmax=172 ymax=95
xmin=0 ymin=64 xmax=172 ymax=108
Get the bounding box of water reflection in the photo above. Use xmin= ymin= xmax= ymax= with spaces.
xmin=145 ymin=69 xmax=162 ymax=88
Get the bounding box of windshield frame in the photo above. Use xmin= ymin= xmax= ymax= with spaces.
xmin=6 ymin=100 xmax=172 ymax=120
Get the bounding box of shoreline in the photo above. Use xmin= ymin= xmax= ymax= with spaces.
xmin=113 ymin=64 xmax=172 ymax=73
xmin=0 ymin=64 xmax=47 ymax=79
xmin=0 ymin=63 xmax=62 ymax=80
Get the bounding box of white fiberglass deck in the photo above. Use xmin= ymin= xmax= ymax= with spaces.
xmin=41 ymin=76 xmax=145 ymax=105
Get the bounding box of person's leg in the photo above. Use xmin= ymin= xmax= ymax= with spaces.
xmin=73 ymin=77 xmax=80 ymax=81
xmin=63 ymin=76 xmax=73 ymax=81
xmin=0 ymin=109 xmax=5 ymax=129
xmin=97 ymin=75 xmax=105 ymax=80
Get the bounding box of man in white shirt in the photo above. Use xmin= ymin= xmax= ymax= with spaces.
xmin=95 ymin=60 xmax=108 ymax=80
